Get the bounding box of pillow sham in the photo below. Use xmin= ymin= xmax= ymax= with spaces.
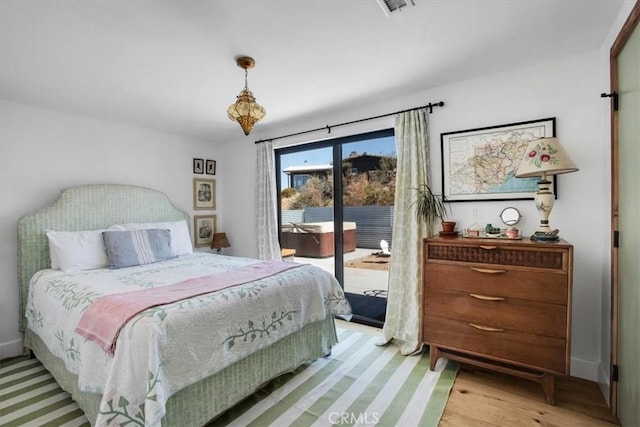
xmin=102 ymin=229 xmax=175 ymax=269
xmin=46 ymin=229 xmax=109 ymax=271
xmin=111 ymin=220 xmax=192 ymax=257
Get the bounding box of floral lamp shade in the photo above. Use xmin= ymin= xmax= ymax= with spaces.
xmin=515 ymin=137 xmax=579 ymax=241
xmin=516 ymin=137 xmax=579 ymax=178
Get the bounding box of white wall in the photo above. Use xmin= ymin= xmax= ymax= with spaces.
xmin=0 ymin=100 xmax=220 ymax=359
xmin=223 ymin=49 xmax=608 ymax=381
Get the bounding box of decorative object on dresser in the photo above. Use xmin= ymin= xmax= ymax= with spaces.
xmin=515 ymin=137 xmax=579 ymax=242
xmin=210 ymin=232 xmax=230 ymax=253
xmin=413 ymin=184 xmax=456 ymax=234
xmin=423 ymin=236 xmax=573 ymax=404
xmin=500 ymin=206 xmax=522 ymax=238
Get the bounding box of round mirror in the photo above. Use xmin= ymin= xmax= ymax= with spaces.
xmin=500 ymin=207 xmax=522 ymax=226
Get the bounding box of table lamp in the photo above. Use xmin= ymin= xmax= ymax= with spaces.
xmin=211 ymin=232 xmax=230 ymax=253
xmin=515 ymin=137 xmax=578 ymax=242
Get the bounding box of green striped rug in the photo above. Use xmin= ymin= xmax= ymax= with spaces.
xmin=0 ymin=357 xmax=88 ymax=426
xmin=208 ymin=328 xmax=459 ymax=426
xmin=1 ymin=328 xmax=458 ymax=426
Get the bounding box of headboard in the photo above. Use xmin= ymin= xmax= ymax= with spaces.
xmin=17 ymin=184 xmax=190 ymax=331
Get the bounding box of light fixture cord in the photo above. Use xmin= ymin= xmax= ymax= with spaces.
xmin=244 ymin=68 xmax=249 ymax=90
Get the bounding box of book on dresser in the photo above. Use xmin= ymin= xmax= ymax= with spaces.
xmin=423 ymin=235 xmax=573 ymax=404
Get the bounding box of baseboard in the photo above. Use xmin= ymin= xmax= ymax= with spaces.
xmin=570 ymin=356 xmax=600 ymax=381
xmin=0 ymin=338 xmax=25 ymax=361
xmin=597 ymin=363 xmax=611 ymax=405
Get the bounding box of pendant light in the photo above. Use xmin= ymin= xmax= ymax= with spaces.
xmin=227 ymin=56 xmax=266 ymax=135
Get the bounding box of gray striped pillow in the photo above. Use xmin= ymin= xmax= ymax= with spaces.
xmin=102 ymin=229 xmax=175 ymax=269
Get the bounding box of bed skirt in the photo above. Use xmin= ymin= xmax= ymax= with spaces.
xmin=24 ymin=316 xmax=338 ymax=426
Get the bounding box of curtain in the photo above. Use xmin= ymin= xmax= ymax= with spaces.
xmin=255 ymin=140 xmax=282 ymax=260
xmin=379 ymin=109 xmax=431 ymax=355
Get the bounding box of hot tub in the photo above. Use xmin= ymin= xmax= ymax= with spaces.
xmin=281 ymin=222 xmax=357 ymax=258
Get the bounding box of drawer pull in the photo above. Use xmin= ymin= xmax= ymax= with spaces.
xmin=469 ymin=293 xmax=506 ymax=301
xmin=479 ymin=245 xmax=498 ymax=250
xmin=470 ymin=267 xmax=506 ymax=274
xmin=469 ymin=323 xmax=504 ymax=332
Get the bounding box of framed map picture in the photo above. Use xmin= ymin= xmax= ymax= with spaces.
xmin=441 ymin=117 xmax=556 ymax=202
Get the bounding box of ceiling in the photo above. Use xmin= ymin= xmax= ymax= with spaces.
xmin=0 ymin=0 xmax=627 ymax=143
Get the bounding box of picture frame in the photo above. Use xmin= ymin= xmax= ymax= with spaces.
xmin=441 ymin=117 xmax=556 ymax=202
xmin=193 ymin=178 xmax=216 ymax=210
xmin=194 ymin=215 xmax=216 ymax=247
xmin=193 ymin=158 xmax=204 ymax=174
xmin=205 ymin=159 xmax=216 ymax=175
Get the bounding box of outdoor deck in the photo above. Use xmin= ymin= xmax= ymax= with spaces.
xmin=293 ymin=247 xmax=389 ymax=296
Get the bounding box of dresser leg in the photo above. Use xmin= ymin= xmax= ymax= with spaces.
xmin=540 ymin=373 xmax=556 ymax=405
xmin=428 ymin=346 xmax=440 ymax=370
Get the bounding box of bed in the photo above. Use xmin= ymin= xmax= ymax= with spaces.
xmin=281 ymin=222 xmax=357 ymax=258
xmin=18 ymin=184 xmax=351 ymax=426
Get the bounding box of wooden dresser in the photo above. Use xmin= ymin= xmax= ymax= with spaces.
xmin=423 ymin=236 xmax=573 ymax=404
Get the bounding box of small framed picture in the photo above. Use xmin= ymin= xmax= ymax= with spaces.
xmin=194 ymin=215 xmax=216 ymax=247
xmin=206 ymin=159 xmax=216 ymax=175
xmin=193 ymin=158 xmax=204 ymax=174
xmin=193 ymin=178 xmax=216 ymax=210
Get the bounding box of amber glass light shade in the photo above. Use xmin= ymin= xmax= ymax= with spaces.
xmin=227 ymin=89 xmax=266 ymax=135
xmin=228 ymin=56 xmax=266 ymax=136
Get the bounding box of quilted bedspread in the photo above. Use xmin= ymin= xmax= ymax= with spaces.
xmin=25 ymin=252 xmax=351 ymax=426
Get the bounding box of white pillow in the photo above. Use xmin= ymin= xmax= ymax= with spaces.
xmin=111 ymin=220 xmax=193 ymax=256
xmin=46 ymin=229 xmax=110 ymax=271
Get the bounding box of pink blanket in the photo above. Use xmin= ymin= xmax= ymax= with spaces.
xmin=75 ymin=261 xmax=302 ymax=353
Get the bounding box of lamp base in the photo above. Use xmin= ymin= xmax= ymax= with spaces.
xmin=530 ymin=230 xmax=560 ymax=242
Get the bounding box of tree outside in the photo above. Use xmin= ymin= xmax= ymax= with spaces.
xmin=282 ymin=156 xmax=396 ymax=209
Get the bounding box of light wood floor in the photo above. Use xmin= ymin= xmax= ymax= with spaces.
xmin=336 ymin=320 xmax=620 ymax=427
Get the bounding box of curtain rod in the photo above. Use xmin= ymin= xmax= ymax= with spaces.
xmin=254 ymin=100 xmax=445 ymax=144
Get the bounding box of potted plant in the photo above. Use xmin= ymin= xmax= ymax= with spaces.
xmin=414 ymin=184 xmax=456 ymax=233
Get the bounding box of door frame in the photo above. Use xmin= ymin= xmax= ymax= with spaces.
xmin=609 ymin=0 xmax=640 ymax=416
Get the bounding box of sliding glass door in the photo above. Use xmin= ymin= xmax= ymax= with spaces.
xmin=278 ymin=145 xmax=336 ymax=280
xmin=276 ymin=129 xmax=396 ymax=327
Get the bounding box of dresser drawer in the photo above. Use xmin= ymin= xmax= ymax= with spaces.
xmin=425 ymin=288 xmax=567 ymax=338
xmin=424 ymin=315 xmax=568 ymax=373
xmin=426 ymin=242 xmax=568 ymax=270
xmin=424 ymin=263 xmax=568 ymax=305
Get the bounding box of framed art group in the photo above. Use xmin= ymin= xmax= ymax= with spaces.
xmin=192 ymin=157 xmax=217 ymax=247
xmin=441 ymin=117 xmax=556 ymax=202
xmin=193 ymin=158 xmax=216 ymax=175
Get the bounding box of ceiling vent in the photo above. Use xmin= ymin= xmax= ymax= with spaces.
xmin=377 ymin=0 xmax=415 ymax=16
